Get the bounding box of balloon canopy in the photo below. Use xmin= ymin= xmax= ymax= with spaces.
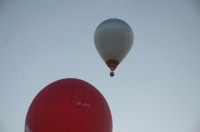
xmin=25 ymin=78 xmax=112 ymax=132
xmin=94 ymin=18 xmax=134 ymax=76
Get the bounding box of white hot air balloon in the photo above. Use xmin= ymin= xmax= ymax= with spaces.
xmin=94 ymin=18 xmax=134 ymax=77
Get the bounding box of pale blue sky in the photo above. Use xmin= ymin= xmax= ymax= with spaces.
xmin=0 ymin=0 xmax=200 ymax=132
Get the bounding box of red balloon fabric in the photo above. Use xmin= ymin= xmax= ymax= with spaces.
xmin=25 ymin=78 xmax=112 ymax=132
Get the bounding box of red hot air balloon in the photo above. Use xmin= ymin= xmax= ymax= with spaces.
xmin=25 ymin=78 xmax=112 ymax=132
xmin=94 ymin=18 xmax=134 ymax=77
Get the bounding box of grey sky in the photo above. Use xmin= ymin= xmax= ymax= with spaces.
xmin=0 ymin=0 xmax=200 ymax=132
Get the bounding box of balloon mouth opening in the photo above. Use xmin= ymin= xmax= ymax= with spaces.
xmin=106 ymin=60 xmax=119 ymax=71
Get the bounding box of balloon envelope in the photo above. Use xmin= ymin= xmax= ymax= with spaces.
xmin=25 ymin=78 xmax=112 ymax=132
xmin=94 ymin=18 xmax=134 ymax=72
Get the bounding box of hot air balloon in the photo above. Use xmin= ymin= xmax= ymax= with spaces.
xmin=25 ymin=78 xmax=112 ymax=132
xmin=94 ymin=18 xmax=134 ymax=77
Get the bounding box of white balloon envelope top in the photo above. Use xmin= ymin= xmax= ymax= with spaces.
xmin=94 ymin=18 xmax=134 ymax=76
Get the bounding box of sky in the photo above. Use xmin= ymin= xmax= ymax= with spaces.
xmin=0 ymin=0 xmax=200 ymax=132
